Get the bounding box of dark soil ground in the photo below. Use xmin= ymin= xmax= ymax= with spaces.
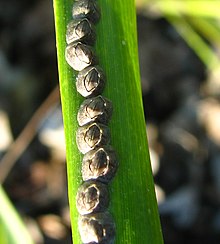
xmin=1 ymin=0 xmax=220 ymax=243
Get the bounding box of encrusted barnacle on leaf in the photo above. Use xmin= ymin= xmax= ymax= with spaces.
xmin=65 ymin=42 xmax=97 ymax=71
xmin=77 ymin=95 xmax=113 ymax=126
xmin=76 ymin=66 xmax=105 ymax=98
xmin=76 ymin=180 xmax=109 ymax=215
xmin=66 ymin=18 xmax=96 ymax=45
xmin=78 ymin=212 xmax=115 ymax=244
xmin=76 ymin=122 xmax=110 ymax=154
xmin=72 ymin=0 xmax=101 ymax=24
xmin=82 ymin=146 xmax=118 ymax=183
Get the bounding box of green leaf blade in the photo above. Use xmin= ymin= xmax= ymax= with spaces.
xmin=53 ymin=0 xmax=163 ymax=243
xmin=0 ymin=186 xmax=34 ymax=244
xmin=96 ymin=2 xmax=163 ymax=242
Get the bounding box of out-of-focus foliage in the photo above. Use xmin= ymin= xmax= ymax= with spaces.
xmin=137 ymin=0 xmax=220 ymax=72
xmin=0 ymin=186 xmax=34 ymax=244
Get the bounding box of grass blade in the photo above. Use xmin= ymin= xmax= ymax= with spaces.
xmin=53 ymin=0 xmax=163 ymax=243
xmin=139 ymin=1 xmax=220 ymax=71
xmin=0 ymin=186 xmax=34 ymax=244
xmin=189 ymin=18 xmax=220 ymax=45
xmin=164 ymin=15 xmax=220 ymax=71
xmin=151 ymin=0 xmax=220 ymax=18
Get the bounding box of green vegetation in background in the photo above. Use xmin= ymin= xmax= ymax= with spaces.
xmin=138 ymin=0 xmax=220 ymax=73
xmin=53 ymin=0 xmax=163 ymax=243
xmin=0 ymin=185 xmax=34 ymax=244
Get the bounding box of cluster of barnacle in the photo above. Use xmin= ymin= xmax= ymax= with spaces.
xmin=65 ymin=0 xmax=118 ymax=243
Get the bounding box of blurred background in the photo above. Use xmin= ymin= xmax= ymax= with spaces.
xmin=1 ymin=0 xmax=220 ymax=243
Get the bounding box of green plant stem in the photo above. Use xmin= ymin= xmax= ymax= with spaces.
xmin=53 ymin=0 xmax=163 ymax=243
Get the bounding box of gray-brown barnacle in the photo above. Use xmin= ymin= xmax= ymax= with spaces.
xmin=77 ymin=96 xmax=113 ymax=126
xmin=76 ymin=65 xmax=105 ymax=98
xmin=72 ymin=0 xmax=101 ymax=24
xmin=82 ymin=146 xmax=118 ymax=183
xmin=76 ymin=122 xmax=110 ymax=154
xmin=65 ymin=42 xmax=97 ymax=71
xmin=66 ymin=18 xmax=96 ymax=45
xmin=78 ymin=212 xmax=115 ymax=244
xmin=76 ymin=181 xmax=109 ymax=215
